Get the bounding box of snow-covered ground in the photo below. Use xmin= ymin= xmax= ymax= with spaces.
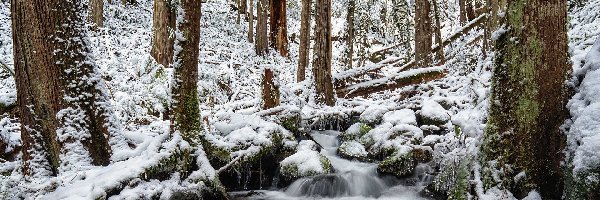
xmin=0 ymin=0 xmax=599 ymax=199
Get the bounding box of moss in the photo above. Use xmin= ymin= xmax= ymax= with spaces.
xmin=564 ymin=168 xmax=600 ymax=200
xmin=280 ymin=113 xmax=302 ymax=137
xmin=377 ymin=152 xmax=416 ymax=178
xmin=175 ymin=88 xmax=203 ymax=144
xmin=448 ymin=160 xmax=470 ymax=200
xmin=340 ymin=123 xmax=372 ymax=141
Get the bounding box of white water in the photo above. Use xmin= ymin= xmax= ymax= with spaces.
xmin=234 ymin=130 xmax=433 ymax=200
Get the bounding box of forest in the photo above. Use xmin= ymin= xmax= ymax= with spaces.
xmin=0 ymin=0 xmax=599 ymax=199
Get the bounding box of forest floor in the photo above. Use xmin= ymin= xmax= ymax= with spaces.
xmin=0 ymin=0 xmax=599 ymax=199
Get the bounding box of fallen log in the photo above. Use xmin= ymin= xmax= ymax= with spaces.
xmin=334 ymin=14 xmax=486 ymax=85
xmin=336 ymin=66 xmax=446 ymax=98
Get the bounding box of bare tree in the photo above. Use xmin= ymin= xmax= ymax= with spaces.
xmin=346 ymin=0 xmax=355 ymax=69
xmin=414 ymin=0 xmax=432 ymax=68
xmin=313 ymin=0 xmax=335 ymax=106
xmin=297 ymin=0 xmax=310 ymax=82
xmin=151 ymin=0 xmax=176 ymax=68
xmin=270 ymin=0 xmax=288 ymax=56
xmin=248 ymin=0 xmax=254 ymax=43
xmin=255 ymin=0 xmax=269 ymax=55
xmin=90 ymin=0 xmax=104 ymax=30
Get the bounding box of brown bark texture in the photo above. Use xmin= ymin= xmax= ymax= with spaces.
xmin=346 ymin=0 xmax=355 ymax=69
xmin=269 ymin=0 xmax=288 ymax=56
xmin=151 ymin=0 xmax=176 ymax=68
xmin=312 ymin=0 xmax=335 ymax=106
xmin=482 ymin=0 xmax=569 ymax=198
xmin=90 ymin=0 xmax=104 ymax=30
xmin=255 ymin=0 xmax=268 ymax=55
xmin=261 ymin=68 xmax=281 ymax=109
xmin=171 ymin=0 xmax=203 ymax=143
xmin=297 ymin=0 xmax=310 ymax=82
xmin=414 ymin=0 xmax=432 ymax=68
xmin=248 ymin=0 xmax=254 ymax=43
xmin=432 ymin=0 xmax=444 ymax=63
xmin=12 ymin=0 xmax=113 ymax=176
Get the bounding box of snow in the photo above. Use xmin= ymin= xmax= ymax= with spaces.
xmin=339 ymin=141 xmax=368 ymax=157
xmin=359 ymin=105 xmax=389 ymax=124
xmin=382 ymin=109 xmax=417 ymax=125
xmin=281 ymin=140 xmax=328 ymax=175
xmin=420 ymin=100 xmax=450 ymax=123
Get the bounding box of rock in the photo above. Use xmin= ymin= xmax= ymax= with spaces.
xmin=418 ymin=100 xmax=450 ymax=126
xmin=279 ymin=141 xmax=333 ymax=187
xmin=377 ymin=152 xmax=417 ymax=178
xmin=339 ymin=123 xmax=372 ymax=141
xmin=277 ymin=108 xmax=305 ymax=138
xmin=359 ymin=105 xmax=389 ymax=125
xmin=382 ymin=109 xmax=417 ymax=126
xmin=411 ymin=147 xmax=433 ymax=163
xmin=337 ymin=140 xmax=368 ymax=161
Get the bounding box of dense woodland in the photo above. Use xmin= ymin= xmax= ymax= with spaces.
xmin=0 ymin=0 xmax=599 ymax=199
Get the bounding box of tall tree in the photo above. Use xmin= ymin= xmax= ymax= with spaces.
xmin=151 ymin=0 xmax=176 ymax=68
xmin=312 ymin=0 xmax=335 ymax=106
xmin=171 ymin=0 xmax=203 ymax=143
xmin=481 ymin=0 xmax=569 ymax=198
xmin=458 ymin=0 xmax=467 ymax=24
xmin=346 ymin=0 xmax=355 ymax=69
xmin=432 ymin=0 xmax=444 ymax=63
xmin=269 ymin=0 xmax=288 ymax=56
xmin=255 ymin=0 xmax=269 ymax=55
xmin=12 ymin=0 xmax=113 ymax=176
xmin=414 ymin=0 xmax=432 ymax=68
xmin=297 ymin=0 xmax=310 ymax=82
xmin=90 ymin=0 xmax=104 ymax=30
xmin=248 ymin=0 xmax=254 ymax=43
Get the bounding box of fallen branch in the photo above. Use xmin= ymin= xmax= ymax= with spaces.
xmin=336 ymin=66 xmax=446 ymax=98
xmin=216 ymin=156 xmax=243 ymax=175
xmin=0 ymin=60 xmax=14 ymax=77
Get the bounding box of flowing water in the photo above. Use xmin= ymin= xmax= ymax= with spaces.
xmin=231 ymin=130 xmax=434 ymax=200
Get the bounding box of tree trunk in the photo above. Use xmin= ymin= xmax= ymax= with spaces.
xmin=481 ymin=0 xmax=568 ymax=198
xmin=414 ymin=0 xmax=432 ymax=68
xmin=12 ymin=0 xmax=113 ymax=177
xmin=346 ymin=0 xmax=355 ymax=69
xmin=269 ymin=0 xmax=288 ymax=56
xmin=255 ymin=0 xmax=268 ymax=55
xmin=261 ymin=68 xmax=280 ymax=109
xmin=151 ymin=0 xmax=176 ymax=68
xmin=248 ymin=0 xmax=254 ymax=43
xmin=459 ymin=0 xmax=466 ymax=24
xmin=432 ymin=0 xmax=444 ymax=63
xmin=171 ymin=0 xmax=203 ymax=143
xmin=90 ymin=0 xmax=104 ymax=30
xmin=312 ymin=0 xmax=335 ymax=106
xmin=297 ymin=0 xmax=310 ymax=82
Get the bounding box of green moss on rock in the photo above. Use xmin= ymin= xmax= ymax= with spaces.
xmin=377 ymin=152 xmax=416 ymax=178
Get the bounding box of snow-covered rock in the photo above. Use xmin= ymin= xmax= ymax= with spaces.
xmin=418 ymin=100 xmax=450 ymax=126
xmin=382 ymin=109 xmax=417 ymax=126
xmin=280 ymin=140 xmax=333 ymax=183
xmin=359 ymin=105 xmax=389 ymax=124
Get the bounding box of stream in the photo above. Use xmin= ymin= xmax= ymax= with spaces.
xmin=230 ymin=130 xmax=434 ymax=200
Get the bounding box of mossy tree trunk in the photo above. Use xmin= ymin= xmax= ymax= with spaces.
xmin=312 ymin=0 xmax=335 ymax=106
xmin=90 ymin=0 xmax=104 ymax=30
xmin=269 ymin=0 xmax=288 ymax=56
xmin=414 ymin=0 xmax=432 ymax=68
xmin=171 ymin=0 xmax=203 ymax=144
xmin=12 ymin=0 xmax=113 ymax=176
xmin=297 ymin=0 xmax=310 ymax=82
xmin=481 ymin=0 xmax=569 ymax=198
xmin=151 ymin=0 xmax=176 ymax=68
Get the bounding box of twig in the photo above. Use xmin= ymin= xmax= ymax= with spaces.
xmin=0 ymin=60 xmax=14 ymax=77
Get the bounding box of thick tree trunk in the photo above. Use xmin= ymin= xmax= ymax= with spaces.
xmin=248 ymin=0 xmax=254 ymax=43
xmin=414 ymin=0 xmax=432 ymax=68
xmin=12 ymin=0 xmax=113 ymax=176
xmin=459 ymin=0 xmax=467 ymax=24
xmin=432 ymin=0 xmax=444 ymax=63
xmin=171 ymin=0 xmax=203 ymax=143
xmin=346 ymin=0 xmax=355 ymax=69
xmin=90 ymin=0 xmax=104 ymax=30
xmin=151 ymin=0 xmax=176 ymax=68
xmin=269 ymin=0 xmax=288 ymax=56
xmin=481 ymin=0 xmax=568 ymax=198
xmin=297 ymin=0 xmax=310 ymax=82
xmin=255 ymin=0 xmax=268 ymax=55
xmin=312 ymin=0 xmax=335 ymax=106
xmin=261 ymin=68 xmax=280 ymax=109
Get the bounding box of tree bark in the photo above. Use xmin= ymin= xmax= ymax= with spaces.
xmin=269 ymin=0 xmax=288 ymax=56
xmin=261 ymin=68 xmax=280 ymax=109
xmin=312 ymin=0 xmax=335 ymax=106
xmin=248 ymin=0 xmax=254 ymax=43
xmin=481 ymin=0 xmax=568 ymax=198
xmin=171 ymin=0 xmax=203 ymax=143
xmin=151 ymin=0 xmax=176 ymax=68
xmin=90 ymin=0 xmax=104 ymax=30
xmin=346 ymin=0 xmax=355 ymax=69
xmin=297 ymin=0 xmax=310 ymax=82
xmin=432 ymin=0 xmax=444 ymax=63
xmin=414 ymin=0 xmax=432 ymax=68
xmin=12 ymin=0 xmax=113 ymax=176
xmin=459 ymin=0 xmax=467 ymax=24
xmin=255 ymin=0 xmax=268 ymax=55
